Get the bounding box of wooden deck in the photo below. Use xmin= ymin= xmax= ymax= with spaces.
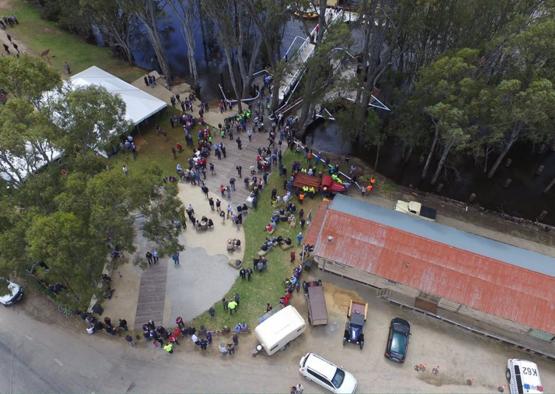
xmin=134 ymin=258 xmax=168 ymax=329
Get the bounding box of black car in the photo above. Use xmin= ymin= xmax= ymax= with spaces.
xmin=384 ymin=318 xmax=410 ymax=363
xmin=343 ymin=312 xmax=365 ymax=349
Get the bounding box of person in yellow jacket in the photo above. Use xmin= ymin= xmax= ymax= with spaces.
xmin=163 ymin=342 xmax=174 ymax=354
xmin=228 ymin=300 xmax=238 ymax=314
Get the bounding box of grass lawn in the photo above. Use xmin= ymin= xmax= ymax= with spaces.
xmin=193 ymin=149 xmax=322 ymax=330
xmin=91 ymin=108 xmax=324 ymax=331
xmin=108 ymin=119 xmax=321 ymax=330
xmin=5 ymin=0 xmax=144 ymax=82
xmin=107 ymin=109 xmax=196 ymax=177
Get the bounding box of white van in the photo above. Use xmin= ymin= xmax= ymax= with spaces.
xmin=506 ymin=359 xmax=544 ymax=394
xmin=254 ymin=305 xmax=306 ymax=355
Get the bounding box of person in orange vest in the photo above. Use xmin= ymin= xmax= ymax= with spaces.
xmin=366 ymin=184 xmax=373 ymax=193
xmin=299 ymin=192 xmax=305 ymax=204
xmin=370 ymin=176 xmax=376 ymax=184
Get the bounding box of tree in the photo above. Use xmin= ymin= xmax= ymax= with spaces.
xmin=410 ymin=49 xmax=480 ymax=179
xmin=45 ymin=85 xmax=130 ymax=153
xmin=26 ymin=211 xmax=106 ymax=308
xmin=0 ymin=54 xmax=185 ymax=309
xmin=0 ymin=98 xmax=59 ymax=185
xmin=204 ymin=0 xmax=243 ymax=112
xmin=80 ymin=0 xmax=136 ymax=63
xmin=425 ymin=102 xmax=472 ymax=185
xmin=485 ymin=78 xmax=555 ymax=178
xmin=168 ymin=0 xmax=200 ymax=86
xmin=297 ymin=1 xmax=350 ymax=128
xmin=0 ymin=55 xmax=61 ymax=105
xmin=245 ymin=0 xmax=293 ymax=110
xmin=128 ymin=0 xmax=172 ymax=82
xmin=142 ymin=183 xmax=185 ymax=256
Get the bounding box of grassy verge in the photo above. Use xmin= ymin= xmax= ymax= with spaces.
xmin=107 ymin=110 xmax=195 ymax=176
xmin=5 ymin=0 xmax=144 ymax=82
xmin=193 ymin=149 xmax=322 ymax=330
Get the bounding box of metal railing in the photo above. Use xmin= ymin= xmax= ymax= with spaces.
xmin=218 ymin=84 xmax=260 ymax=105
xmin=386 ymin=298 xmax=555 ymax=361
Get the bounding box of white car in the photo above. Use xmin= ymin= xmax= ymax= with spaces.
xmin=0 ymin=279 xmax=24 ymax=306
xmin=299 ymin=352 xmax=357 ymax=394
xmin=506 ymin=359 xmax=544 ymax=394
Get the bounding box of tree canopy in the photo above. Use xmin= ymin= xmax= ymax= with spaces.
xmin=0 ymin=56 xmax=184 ymax=310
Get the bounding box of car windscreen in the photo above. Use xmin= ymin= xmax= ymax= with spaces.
xmin=391 ymin=331 xmax=407 ymax=353
xmin=331 ymin=368 xmax=345 ymax=388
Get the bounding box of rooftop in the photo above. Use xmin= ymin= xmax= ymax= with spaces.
xmin=306 ymin=195 xmax=555 ymax=334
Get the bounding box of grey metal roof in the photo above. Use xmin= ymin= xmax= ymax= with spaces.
xmin=330 ymin=194 xmax=555 ymax=278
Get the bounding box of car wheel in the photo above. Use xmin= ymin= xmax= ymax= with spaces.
xmin=505 ymin=369 xmax=511 ymax=382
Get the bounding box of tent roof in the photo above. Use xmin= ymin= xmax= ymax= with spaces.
xmin=1 ymin=66 xmax=166 ymax=183
xmin=70 ymin=66 xmax=167 ymax=125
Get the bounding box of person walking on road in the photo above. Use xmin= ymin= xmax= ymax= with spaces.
xmin=236 ymin=165 xmax=242 ymax=177
xmin=145 ymin=251 xmax=153 ymax=265
xmin=152 ymin=248 xmax=159 ymax=264
xmin=171 ymin=252 xmax=180 ymax=266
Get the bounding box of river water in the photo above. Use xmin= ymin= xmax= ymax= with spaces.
xmin=307 ymin=120 xmax=555 ymax=225
xmin=93 ymin=6 xmax=555 ymax=225
xmin=119 ymin=2 xmax=312 ymax=101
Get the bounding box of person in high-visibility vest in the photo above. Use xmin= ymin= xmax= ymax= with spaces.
xmin=299 ymin=192 xmax=305 ymax=204
xmin=228 ymin=300 xmax=238 ymax=314
xmin=367 ymin=184 xmax=373 ymax=193
xmin=370 ymin=176 xmax=376 ymax=184
xmin=163 ymin=342 xmax=174 ymax=354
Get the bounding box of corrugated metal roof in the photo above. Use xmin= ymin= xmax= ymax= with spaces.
xmin=310 ymin=196 xmax=555 ymax=334
xmin=330 ymin=195 xmax=555 ymax=277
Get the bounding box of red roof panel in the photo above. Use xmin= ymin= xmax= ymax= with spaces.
xmin=309 ymin=203 xmax=555 ymax=334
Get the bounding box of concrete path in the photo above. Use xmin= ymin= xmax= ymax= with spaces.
xmin=201 ymin=130 xmax=273 ymax=207
xmin=160 ymin=183 xmax=245 ymax=324
xmin=108 ymin=80 xmax=275 ymax=327
xmin=163 ymin=247 xmax=236 ymax=324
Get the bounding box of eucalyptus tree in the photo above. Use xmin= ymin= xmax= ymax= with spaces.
xmin=203 ymin=0 xmax=264 ymax=110
xmin=127 ymin=0 xmax=172 ymax=83
xmin=167 ymin=0 xmax=199 ymax=86
xmin=245 ymin=0 xmax=294 ymax=110
xmin=80 ymin=0 xmax=136 ymax=64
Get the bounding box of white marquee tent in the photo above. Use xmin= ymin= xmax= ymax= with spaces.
xmin=1 ymin=66 xmax=167 ymax=183
xmin=70 ymin=66 xmax=167 ymax=125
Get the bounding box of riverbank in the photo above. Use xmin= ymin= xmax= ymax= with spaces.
xmin=306 ymin=148 xmax=555 ymax=252
xmin=0 ymin=0 xmax=144 ymax=82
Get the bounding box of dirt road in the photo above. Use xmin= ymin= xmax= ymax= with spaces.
xmin=3 ymin=275 xmax=555 ymax=393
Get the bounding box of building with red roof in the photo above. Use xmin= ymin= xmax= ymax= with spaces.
xmin=306 ymin=195 xmax=555 ymax=351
